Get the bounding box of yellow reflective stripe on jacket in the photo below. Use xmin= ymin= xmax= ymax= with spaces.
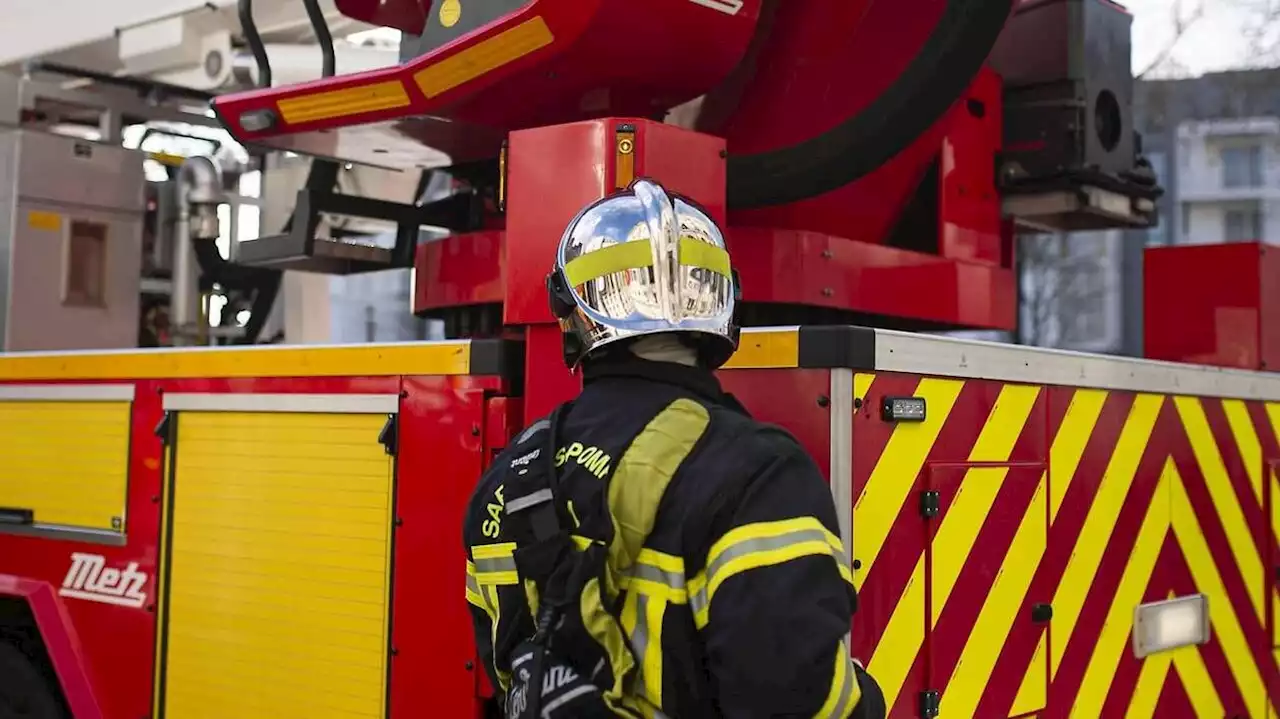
xmin=472 ymin=542 xmax=519 ymax=585
xmin=465 ymin=561 xmax=486 ymax=609
xmin=597 ymin=397 xmax=711 ymax=714
xmin=689 ymin=516 xmax=850 ymax=629
xmin=815 ymin=641 xmax=861 ymax=719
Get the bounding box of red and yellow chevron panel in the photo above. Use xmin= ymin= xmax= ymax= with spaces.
xmin=850 ymin=371 xmax=1280 ymax=718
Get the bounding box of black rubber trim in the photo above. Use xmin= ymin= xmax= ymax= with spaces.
xmin=469 ymin=338 xmax=526 ymax=379
xmin=727 ymin=0 xmax=1015 ymax=209
xmin=798 ymin=326 xmax=876 ymax=369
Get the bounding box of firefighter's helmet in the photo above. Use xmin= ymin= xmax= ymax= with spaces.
xmin=546 ymin=179 xmax=740 ymax=369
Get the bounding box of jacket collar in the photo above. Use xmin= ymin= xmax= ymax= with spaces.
xmin=582 ymin=357 xmax=748 ymax=414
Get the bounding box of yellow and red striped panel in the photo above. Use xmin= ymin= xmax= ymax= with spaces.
xmin=850 ymin=371 xmax=1280 ymax=718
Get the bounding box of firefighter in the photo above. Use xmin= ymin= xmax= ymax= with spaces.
xmin=463 ymin=179 xmax=886 ymax=718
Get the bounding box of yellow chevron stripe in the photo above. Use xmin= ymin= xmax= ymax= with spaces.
xmin=854 ymin=373 xmax=875 ymax=404
xmin=1170 ymin=461 xmax=1272 ymax=719
xmin=1007 ymin=390 xmax=1108 ymax=713
xmin=1124 ymin=643 xmax=1224 ymax=719
xmin=1222 ymin=399 xmax=1264 ymax=507
xmin=1125 ymin=649 xmax=1170 ymax=719
xmin=1044 ymin=393 xmax=1164 ymax=682
xmin=868 ymin=383 xmax=1039 ymax=711
xmin=1050 ymin=389 xmax=1110 ymax=523
xmin=940 ymin=473 xmax=1046 ymax=718
xmin=931 ymin=385 xmax=1041 ymax=623
xmin=1071 ymin=461 xmax=1169 ymax=719
xmin=1010 ymin=632 xmax=1047 ymax=716
xmin=1172 ymin=644 xmax=1226 ymax=719
xmin=1175 ymin=397 xmax=1265 ymax=623
xmin=853 ymin=378 xmax=963 ymax=590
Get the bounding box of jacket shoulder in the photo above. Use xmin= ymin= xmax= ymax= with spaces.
xmin=462 ymin=416 xmax=552 ymax=547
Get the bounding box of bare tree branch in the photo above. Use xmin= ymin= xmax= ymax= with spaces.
xmin=1137 ymin=0 xmax=1207 ymax=79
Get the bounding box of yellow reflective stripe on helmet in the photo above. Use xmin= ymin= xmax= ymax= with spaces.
xmin=815 ymin=641 xmax=861 ymax=719
xmin=688 ymin=517 xmax=851 ymax=629
xmin=472 ymin=542 xmax=520 ymax=585
xmin=677 ymin=237 xmax=731 ymax=276
xmin=562 ymin=238 xmax=731 ymax=287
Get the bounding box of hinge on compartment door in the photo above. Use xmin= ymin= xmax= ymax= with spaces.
xmin=919 ymin=490 xmax=940 ymax=519
xmin=919 ymin=689 xmax=941 ymax=719
xmin=378 ymin=414 xmax=398 ymax=457
xmin=153 ymin=411 xmax=174 ymax=446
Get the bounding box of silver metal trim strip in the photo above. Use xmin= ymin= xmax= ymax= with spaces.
xmin=0 ymin=523 xmax=127 ymax=547
xmin=162 ymin=393 xmax=400 ymax=414
xmin=828 ymin=369 xmax=854 ymax=563
xmin=875 ymin=330 xmax=1280 ymax=400
xmin=0 ymin=384 xmax=135 ymax=402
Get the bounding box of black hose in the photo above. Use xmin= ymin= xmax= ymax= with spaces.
xmin=726 ymin=0 xmax=1014 ymax=208
xmin=302 ymin=0 xmax=337 ymax=78
xmin=237 ymin=0 xmax=272 ymax=88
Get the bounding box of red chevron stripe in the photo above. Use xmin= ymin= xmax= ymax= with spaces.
xmin=1044 ymin=398 xmax=1177 ymax=716
xmin=976 ymin=388 xmax=1133 ymax=717
xmin=1168 ymin=435 xmax=1280 ymax=697
xmin=854 ymin=376 xmax=987 ymax=659
xmin=1096 ymin=535 xmax=1177 ymax=718
xmin=1154 ymin=672 xmax=1193 ymax=716
xmin=1202 ymin=398 xmax=1268 ymax=559
xmin=1166 ymin=543 xmax=1251 ymax=714
xmin=914 ymin=393 xmax=1049 ymax=698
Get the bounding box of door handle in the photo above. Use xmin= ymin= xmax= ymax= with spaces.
xmin=1031 ymin=602 xmax=1053 ymax=624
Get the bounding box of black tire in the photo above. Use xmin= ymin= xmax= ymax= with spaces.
xmin=0 ymin=642 xmax=63 ymax=719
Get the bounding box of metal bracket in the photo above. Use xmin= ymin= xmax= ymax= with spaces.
xmin=378 ymin=414 xmax=399 ymax=457
xmin=919 ymin=490 xmax=940 ymax=519
xmin=153 ymin=411 xmax=175 ymax=446
xmin=919 ymin=689 xmax=941 ymax=719
xmin=234 ymin=187 xmax=484 ymax=275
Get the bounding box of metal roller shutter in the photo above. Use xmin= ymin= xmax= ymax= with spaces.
xmin=160 ymin=410 xmax=394 ymax=719
xmin=0 ymin=389 xmax=132 ymax=533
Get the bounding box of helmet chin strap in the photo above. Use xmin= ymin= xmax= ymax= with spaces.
xmin=628 ymin=334 xmax=699 ymax=367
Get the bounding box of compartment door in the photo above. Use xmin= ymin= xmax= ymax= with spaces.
xmin=926 ymin=463 xmax=1049 ymax=719
xmin=156 ymin=398 xmax=397 ymax=719
xmin=1271 ymin=460 xmax=1280 ymax=649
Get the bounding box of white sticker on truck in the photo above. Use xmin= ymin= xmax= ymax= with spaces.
xmin=58 ymin=552 xmax=148 ymax=609
xmin=688 ymin=0 xmax=744 ymax=15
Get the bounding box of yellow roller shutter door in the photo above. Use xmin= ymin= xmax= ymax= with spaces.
xmin=0 ymin=388 xmax=132 ymax=533
xmin=161 ymin=411 xmax=394 ymax=719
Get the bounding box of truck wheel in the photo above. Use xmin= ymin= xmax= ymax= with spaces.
xmin=0 ymin=642 xmax=64 ymax=718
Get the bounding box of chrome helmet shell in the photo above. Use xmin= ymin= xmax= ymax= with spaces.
xmin=546 ymin=179 xmax=740 ymax=369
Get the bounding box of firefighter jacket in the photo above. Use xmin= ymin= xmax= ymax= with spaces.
xmin=463 ymin=357 xmax=884 ymax=718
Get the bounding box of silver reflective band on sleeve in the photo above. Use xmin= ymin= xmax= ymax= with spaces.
xmin=466 ymin=570 xmax=482 ymax=596
xmin=506 ymin=488 xmax=554 ymax=514
xmin=690 ymin=525 xmax=844 ymax=618
xmin=473 ymin=555 xmax=518 ymax=576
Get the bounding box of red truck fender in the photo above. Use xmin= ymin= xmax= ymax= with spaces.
xmin=0 ymin=574 xmax=105 ymax=719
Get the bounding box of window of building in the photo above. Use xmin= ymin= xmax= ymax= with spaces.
xmin=64 ymin=219 xmax=108 ymax=307
xmin=1221 ymin=145 xmax=1263 ymax=188
xmin=1224 ymin=206 xmax=1263 ymax=241
xmin=1181 ymin=203 xmax=1192 ymax=239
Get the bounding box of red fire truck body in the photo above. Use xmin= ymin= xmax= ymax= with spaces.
xmin=2 ymin=325 xmax=1280 ymax=718
xmin=3 ymin=0 xmax=1279 ymax=718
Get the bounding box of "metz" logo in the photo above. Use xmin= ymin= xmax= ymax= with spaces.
xmin=59 ymin=553 xmax=148 ymax=609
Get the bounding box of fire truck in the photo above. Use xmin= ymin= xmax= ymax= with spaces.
xmin=1 ymin=0 xmax=1278 ymax=717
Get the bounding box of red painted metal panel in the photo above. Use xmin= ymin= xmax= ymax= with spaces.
xmin=1144 ymin=241 xmax=1278 ymax=371
xmin=212 ymin=0 xmax=760 ymax=165
xmin=716 ymin=369 xmax=832 ymax=477
xmin=939 ymin=69 xmax=1004 ymax=267
xmin=0 ymin=576 xmax=104 ymax=719
xmin=389 ymin=374 xmax=503 ymax=719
